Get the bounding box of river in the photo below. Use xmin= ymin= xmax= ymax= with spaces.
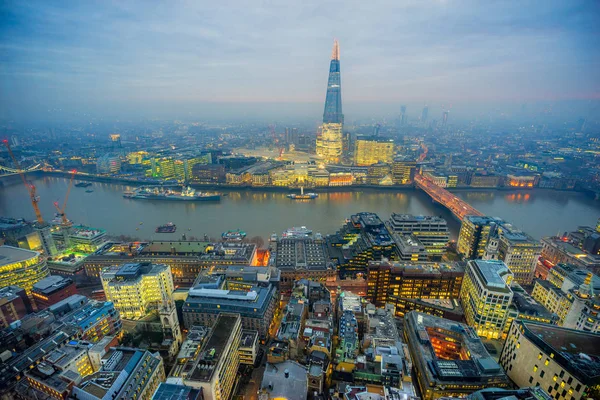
xmin=0 ymin=176 xmax=598 ymax=242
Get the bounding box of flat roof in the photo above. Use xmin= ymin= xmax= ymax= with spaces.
xmin=471 ymin=260 xmax=511 ymax=292
xmin=0 ymin=245 xmax=40 ymax=265
xmin=240 ymin=330 xmax=258 ymax=348
xmin=519 ymin=320 xmax=600 ymax=384
xmin=32 ymin=275 xmax=73 ymax=294
xmin=152 ymin=383 xmax=202 ymax=400
xmin=188 ymin=313 xmax=240 ymax=382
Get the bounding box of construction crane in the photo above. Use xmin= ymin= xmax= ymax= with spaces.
xmin=2 ymin=139 xmax=44 ymax=224
xmin=53 ymin=169 xmax=77 ymax=227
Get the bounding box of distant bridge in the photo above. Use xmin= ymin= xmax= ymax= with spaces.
xmin=414 ymin=174 xmax=483 ymax=221
xmin=0 ymin=163 xmax=43 ymax=175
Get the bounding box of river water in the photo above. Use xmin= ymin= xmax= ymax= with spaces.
xmin=0 ymin=176 xmax=598 ymax=242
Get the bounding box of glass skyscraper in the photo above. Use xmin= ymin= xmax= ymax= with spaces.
xmin=316 ymin=40 xmax=344 ymax=164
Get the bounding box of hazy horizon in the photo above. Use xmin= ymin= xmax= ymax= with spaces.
xmin=1 ymin=1 xmax=599 ymax=124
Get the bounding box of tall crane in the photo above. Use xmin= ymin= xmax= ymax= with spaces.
xmin=2 ymin=139 xmax=44 ymax=224
xmin=53 ymin=169 xmax=77 ymax=227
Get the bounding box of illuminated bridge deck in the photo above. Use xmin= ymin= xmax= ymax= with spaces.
xmin=414 ymin=174 xmax=483 ymax=221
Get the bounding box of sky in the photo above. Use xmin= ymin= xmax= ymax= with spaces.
xmin=1 ymin=0 xmax=599 ymax=123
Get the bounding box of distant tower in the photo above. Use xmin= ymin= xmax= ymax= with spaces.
xmin=400 ymin=105 xmax=407 ymax=125
xmin=576 ymin=118 xmax=586 ymax=133
xmin=316 ymin=39 xmax=344 ymax=164
xmin=373 ymin=123 xmax=381 ymax=137
xmin=110 ymin=134 xmax=122 ymax=148
xmin=442 ymin=110 xmax=449 ymax=127
xmin=421 ymin=105 xmax=429 ymax=122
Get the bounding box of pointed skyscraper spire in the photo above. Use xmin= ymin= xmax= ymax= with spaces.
xmin=332 ymin=39 xmax=340 ymax=61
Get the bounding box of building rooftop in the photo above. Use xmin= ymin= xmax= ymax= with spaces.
xmin=0 ymin=285 xmax=25 ymax=302
xmin=467 ymin=387 xmax=552 ymax=400
xmin=152 ymin=383 xmax=203 ymax=400
xmin=260 ymin=361 xmax=307 ymax=400
xmin=240 ymin=330 xmax=259 ymax=348
xmin=0 ymin=245 xmax=40 ymax=265
xmin=32 ymin=275 xmax=73 ymax=295
xmin=471 ymin=260 xmax=512 ymax=292
xmin=188 ymin=313 xmax=240 ymax=382
xmin=70 ymin=226 xmax=106 ymax=239
xmin=368 ymin=260 xmax=464 ymax=275
xmin=276 ymin=237 xmax=329 ymax=271
xmin=405 ymin=312 xmax=508 ymax=384
xmin=518 ymin=320 xmax=600 ymax=384
xmin=102 ymin=262 xmax=167 ymax=282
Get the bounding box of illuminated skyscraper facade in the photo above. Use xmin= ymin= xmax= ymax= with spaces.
xmin=316 ymin=40 xmax=344 ymax=164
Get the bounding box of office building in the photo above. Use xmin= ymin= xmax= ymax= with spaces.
xmin=387 ymin=214 xmax=450 ymax=258
xmin=532 ymin=274 xmax=600 ymax=333
xmin=183 ymin=283 xmax=277 ymax=339
xmin=240 ymin=330 xmax=259 ymax=365
xmin=391 ymin=159 xmax=416 ymax=184
xmin=275 ymin=236 xmax=334 ymax=292
xmin=467 ymin=387 xmax=552 ymax=400
xmin=53 ymin=295 xmax=122 ymax=342
xmin=183 ymin=313 xmax=242 ymax=400
xmin=393 ymin=234 xmax=428 ymax=262
xmin=460 ymin=260 xmax=514 ymax=339
xmin=16 ymin=341 xmax=96 ymax=399
xmin=326 ymin=213 xmax=398 ymax=278
xmin=260 ymin=360 xmax=308 ymax=400
xmin=0 ymin=285 xmax=33 ymax=328
xmin=540 ymin=236 xmax=600 ymax=275
xmin=32 ymin=275 xmax=77 ymax=309
xmin=67 ymin=226 xmax=107 ymax=252
xmin=500 ymin=320 xmax=600 ymax=400
xmin=0 ymin=245 xmax=49 ymax=301
xmin=152 ymin=383 xmax=203 ymax=400
xmin=316 ymin=40 xmax=344 ymax=164
xmin=96 ymin=153 xmax=121 ymax=174
xmin=504 ymin=287 xmax=558 ymax=336
xmin=101 ymin=263 xmax=175 ymax=319
xmin=421 ymin=105 xmax=429 ymax=122
xmin=73 ymin=347 xmax=165 ymax=400
xmin=404 ymin=312 xmax=510 ymax=400
xmin=366 ymin=260 xmax=464 ymax=312
xmin=0 ymin=217 xmax=34 ymax=247
xmin=494 ymin=224 xmax=542 ymax=285
xmin=354 ymin=136 xmax=394 ymax=166
xmin=137 ymin=241 xmax=258 ymax=287
xmin=457 ymin=216 xmax=504 ymax=260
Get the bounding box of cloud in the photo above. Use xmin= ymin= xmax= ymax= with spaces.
xmin=0 ymin=0 xmax=599 ymax=121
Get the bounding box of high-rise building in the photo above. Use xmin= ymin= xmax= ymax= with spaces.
xmin=500 ymin=320 xmax=600 ymax=400
xmin=96 ymin=153 xmax=121 ymax=175
xmin=366 ymin=260 xmax=464 ymax=314
xmin=421 ymin=105 xmax=429 ymax=122
xmin=183 ymin=313 xmax=242 ymax=400
xmin=183 ymin=283 xmax=277 ymax=339
xmin=316 ymin=40 xmax=344 ymax=164
xmin=391 ymin=159 xmax=416 ymax=184
xmin=457 ymin=216 xmax=504 ymax=259
xmin=387 ymin=214 xmax=450 ymax=259
xmin=0 ymin=246 xmax=49 ymax=303
xmin=442 ymin=110 xmax=449 ymax=127
xmin=101 ymin=262 xmax=175 ymax=319
xmin=400 ymin=105 xmax=407 ymax=125
xmin=492 ymin=224 xmax=542 ymax=285
xmin=460 ymin=260 xmax=514 ymax=339
xmin=353 ymin=136 xmax=395 ymax=166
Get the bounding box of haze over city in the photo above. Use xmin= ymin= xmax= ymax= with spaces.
xmin=1 ymin=0 xmax=600 ymax=123
xmin=1 ymin=2 xmax=600 ymax=400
